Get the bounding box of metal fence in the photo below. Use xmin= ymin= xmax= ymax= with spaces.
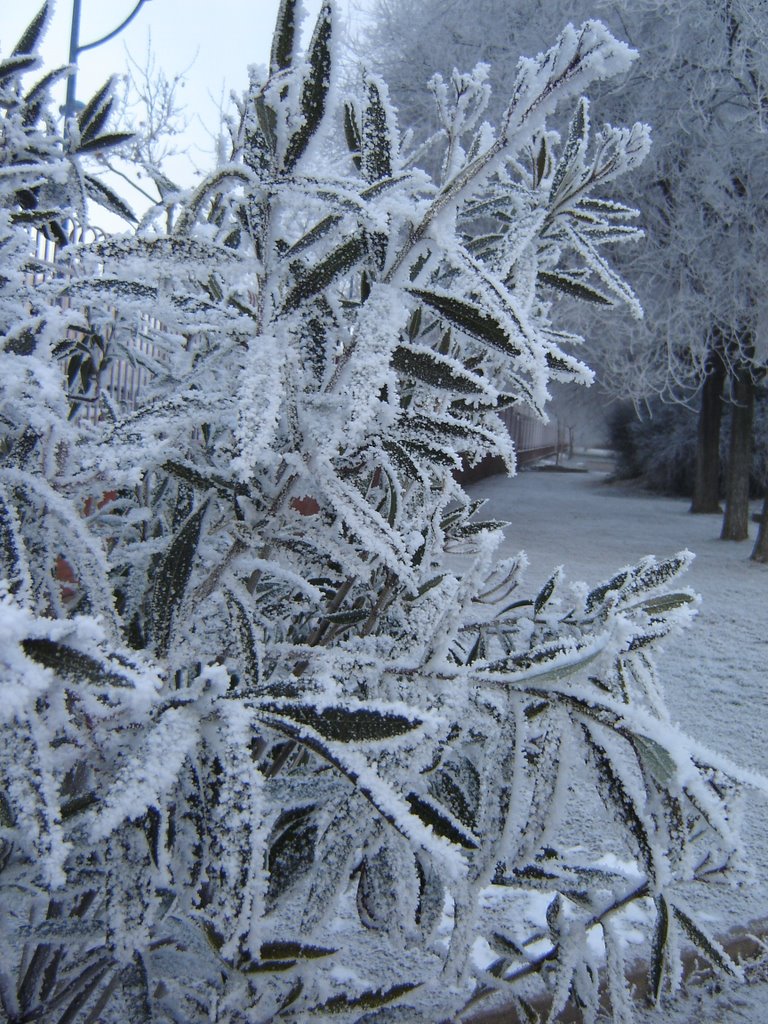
xmin=31 ymin=228 xmax=164 ymax=419
xmin=500 ymin=407 xmax=566 ymax=466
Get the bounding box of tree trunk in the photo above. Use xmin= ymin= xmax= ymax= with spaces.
xmin=690 ymin=341 xmax=726 ymax=513
xmin=751 ymin=493 xmax=768 ymax=563
xmin=720 ymin=365 xmax=755 ymax=541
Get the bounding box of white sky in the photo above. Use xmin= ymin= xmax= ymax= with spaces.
xmin=4 ymin=1 xmax=364 ymax=188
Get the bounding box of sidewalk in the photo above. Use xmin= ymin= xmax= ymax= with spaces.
xmin=462 ymin=465 xmax=768 ymax=1023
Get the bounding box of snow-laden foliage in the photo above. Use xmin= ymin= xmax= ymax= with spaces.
xmin=362 ymin=0 xmax=768 ymax=541
xmin=0 ymin=4 xmax=761 ymax=1022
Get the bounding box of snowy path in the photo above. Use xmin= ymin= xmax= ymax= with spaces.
xmin=471 ymin=466 xmax=768 ymax=764
xmin=467 ymin=464 xmax=768 ymax=1021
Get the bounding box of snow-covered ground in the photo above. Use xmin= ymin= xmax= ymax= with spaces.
xmin=468 ymin=459 xmax=768 ymax=1022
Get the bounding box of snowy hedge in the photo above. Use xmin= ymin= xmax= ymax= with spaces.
xmin=0 ymin=3 xmax=759 ymax=1022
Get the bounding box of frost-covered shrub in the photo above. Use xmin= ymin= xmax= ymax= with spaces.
xmin=611 ymin=393 xmax=768 ymax=499
xmin=608 ymin=403 xmax=645 ymax=482
xmin=609 ymin=401 xmax=699 ymax=496
xmin=0 ymin=4 xmax=760 ymax=1023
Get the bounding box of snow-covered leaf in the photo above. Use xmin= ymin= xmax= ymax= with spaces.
xmin=258 ymin=700 xmax=423 ymax=742
xmin=270 ymin=0 xmax=298 ymax=74
xmin=408 ymin=288 xmax=521 ymax=357
xmin=20 ymin=638 xmax=136 ymax=689
xmin=405 ymin=792 xmax=479 ymax=849
xmin=283 ymin=2 xmax=332 ymax=171
xmin=392 ymin=345 xmax=489 ymax=395
xmin=151 ymin=500 xmax=209 ymax=657
xmin=538 ymin=270 xmax=612 ymax=305
xmin=671 ymin=902 xmax=744 ymax=980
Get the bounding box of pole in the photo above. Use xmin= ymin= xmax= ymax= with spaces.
xmin=64 ymin=0 xmax=83 ymax=120
xmin=64 ymin=0 xmax=152 ymax=121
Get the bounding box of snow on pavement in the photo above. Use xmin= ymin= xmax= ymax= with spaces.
xmin=471 ymin=465 xmax=767 ymax=772
xmin=468 ymin=462 xmax=768 ymax=1021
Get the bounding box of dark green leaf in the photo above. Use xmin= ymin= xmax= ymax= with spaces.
xmin=398 ymin=438 xmax=460 ymax=469
xmin=407 ymin=307 xmax=422 ymax=341
xmin=268 ymin=806 xmax=318 ymax=901
xmin=162 ymin=460 xmax=251 ymax=502
xmin=344 ymin=100 xmax=362 ymax=168
xmin=538 ymin=270 xmax=612 ymax=305
xmin=428 ymin=757 xmax=480 ymax=830
xmin=408 ymin=289 xmax=520 ymax=357
xmin=277 ymin=979 xmax=304 ymax=1012
xmin=637 ymin=593 xmax=695 ymax=616
xmin=10 ymin=207 xmax=63 ymax=228
xmin=490 ymin=931 xmax=526 ymax=958
xmin=248 ymin=93 xmax=277 ymax=169
xmin=76 ymin=78 xmax=114 ymax=137
xmin=0 ymin=790 xmax=14 ymax=827
xmin=405 ymin=793 xmax=478 ymax=849
xmin=75 ymin=132 xmax=134 ymax=155
xmin=464 ymin=633 xmax=485 ymax=665
xmin=260 ymin=941 xmax=335 ymax=961
xmin=392 ymin=346 xmax=487 ymax=395
xmin=0 ymin=54 xmax=38 ymax=86
xmin=534 ymin=134 xmax=549 ymax=187
xmin=544 ymin=349 xmax=584 ymax=377
xmin=648 ymin=894 xmax=669 ymax=1004
xmin=284 ymin=177 xmax=402 ymax=259
xmin=151 ymin=500 xmax=209 ymax=657
xmin=0 ymin=490 xmax=26 ymax=596
xmin=671 ymin=903 xmax=741 ymax=977
xmin=65 ymin=276 xmax=158 ymax=302
xmin=582 ymin=726 xmax=655 ymax=878
xmin=325 ymin=608 xmax=369 ymax=626
xmin=534 ymin=569 xmax=560 ymax=616
xmin=589 ymin=555 xmax=690 ymax=615
xmin=633 ymin=735 xmax=677 ymax=786
xmin=240 ymin=958 xmax=297 ymax=973
xmin=55 ymin=962 xmax=114 ymax=1024
xmin=22 ymin=65 xmax=65 ymax=108
xmin=357 ymin=845 xmax=401 ymax=931
xmin=549 ymin=96 xmax=588 ymax=201
xmin=61 ymin=792 xmax=97 ymax=821
xmin=283 ymin=2 xmax=332 ymax=171
xmin=284 ymin=212 xmax=342 ymax=260
xmin=404 ymin=574 xmax=447 ymax=601
xmin=226 ymin=592 xmax=261 ymax=686
xmin=402 ymin=411 xmax=494 ymax=448
xmin=628 ymin=555 xmax=689 ymax=597
xmin=202 ymin=920 xmax=225 ymax=953
xmin=415 ymin=855 xmax=445 ymax=937
xmin=114 ymin=954 xmax=151 ymax=1024
xmin=381 ymin=439 xmax=419 ymax=479
xmin=576 ymin=197 xmax=638 ymax=218
xmin=21 ymin=639 xmax=134 ymax=689
xmin=449 ymin=520 xmax=508 ymax=537
xmin=282 ymin=234 xmax=366 ymax=312
xmin=362 ymin=77 xmax=393 ymax=182
xmin=382 ymin=468 xmax=398 ymax=527
xmin=585 ymin=568 xmax=630 ymax=613
xmin=308 ymin=982 xmax=420 ymax=1015
xmin=259 ymin=701 xmax=422 ymax=742
xmin=13 ymin=4 xmax=49 ymax=56
xmin=270 ymin=0 xmax=298 ymax=73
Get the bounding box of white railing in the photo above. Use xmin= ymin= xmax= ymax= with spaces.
xmin=32 ymin=228 xmax=565 ymax=464
xmin=31 ymin=227 xmax=164 ymax=419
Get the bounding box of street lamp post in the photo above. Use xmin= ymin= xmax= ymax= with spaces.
xmin=64 ymin=0 xmax=153 ymax=120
